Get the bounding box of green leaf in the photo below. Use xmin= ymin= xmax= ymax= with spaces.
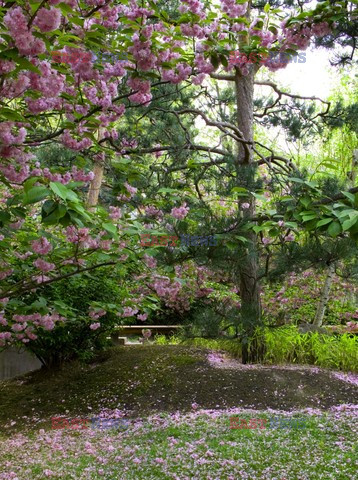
xmin=50 ymin=181 xmax=69 ymax=200
xmin=316 ymin=218 xmax=333 ymax=228
xmin=283 ymin=221 xmax=297 ymax=228
xmin=42 ymin=200 xmax=56 ymax=215
xmin=24 ymin=177 xmax=40 ymax=193
xmin=231 ymin=187 xmax=248 ymax=193
xmin=49 ymin=182 xmax=78 ymax=202
xmin=338 ymin=209 xmax=358 ymax=220
xmin=252 ymin=225 xmax=265 ymax=233
xmin=236 ymin=236 xmax=248 ymax=243
xmin=102 ymin=222 xmax=117 ymax=236
xmin=0 ymin=107 xmax=26 ymax=122
xmin=0 ymin=211 xmax=11 ymax=224
xmin=301 ymin=214 xmax=317 ymax=222
xmin=42 ymin=204 xmax=67 ymax=224
xmin=157 ymin=187 xmax=180 ymax=193
xmin=16 ymin=56 xmax=41 ymax=73
xmin=289 ymin=177 xmax=305 ymax=183
xmin=23 ymin=186 xmax=50 ymax=205
xmin=299 ymin=196 xmax=312 ymax=208
xmin=220 ymin=54 xmax=228 ymax=67
xmin=264 ymin=3 xmax=270 ymax=13
xmin=0 ymin=49 xmax=40 ymax=73
xmin=327 ymin=221 xmax=342 ymax=237
xmin=342 ymin=214 xmax=358 ymax=231
xmin=342 ymin=191 xmax=355 ymax=203
xmin=210 ymin=53 xmax=220 ymax=69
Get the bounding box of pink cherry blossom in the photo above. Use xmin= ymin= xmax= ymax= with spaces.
xmin=90 ymin=322 xmax=101 ymax=330
xmin=34 ymin=7 xmax=62 ymax=32
xmin=171 ymin=203 xmax=189 ymax=220
xmin=32 ymin=238 xmax=52 ymax=255
xmin=33 ymin=258 xmax=56 ymax=272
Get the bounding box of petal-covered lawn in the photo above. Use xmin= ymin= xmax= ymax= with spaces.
xmin=0 ymin=406 xmax=357 ymax=479
xmin=0 ymin=346 xmax=357 ymax=479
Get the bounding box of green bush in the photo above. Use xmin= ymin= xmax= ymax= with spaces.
xmin=23 ymin=268 xmax=123 ymax=368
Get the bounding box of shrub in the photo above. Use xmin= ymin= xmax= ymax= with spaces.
xmin=22 ymin=268 xmax=123 ymax=368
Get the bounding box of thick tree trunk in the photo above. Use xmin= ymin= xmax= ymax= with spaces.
xmin=313 ymin=263 xmax=335 ymax=327
xmin=234 ymin=68 xmax=262 ymax=364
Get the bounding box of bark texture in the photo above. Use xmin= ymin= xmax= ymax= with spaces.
xmin=313 ymin=263 xmax=335 ymax=327
xmin=87 ymin=128 xmax=105 ymax=208
xmin=235 ymin=68 xmax=262 ymax=364
xmin=87 ymin=162 xmax=104 ymax=208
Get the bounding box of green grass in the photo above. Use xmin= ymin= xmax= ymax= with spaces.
xmin=0 ymin=408 xmax=356 ymax=479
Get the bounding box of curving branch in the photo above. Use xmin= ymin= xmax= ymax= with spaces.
xmin=255 ymin=81 xmax=331 ymax=119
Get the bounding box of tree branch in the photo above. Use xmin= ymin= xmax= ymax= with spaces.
xmin=210 ymin=73 xmax=236 ymax=81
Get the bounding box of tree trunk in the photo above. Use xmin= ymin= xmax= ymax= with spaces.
xmin=87 ymin=128 xmax=105 ymax=208
xmin=234 ymin=68 xmax=262 ymax=364
xmin=349 ymin=149 xmax=358 ymax=186
xmin=313 ymin=263 xmax=335 ymax=327
xmin=87 ymin=162 xmax=104 ymax=208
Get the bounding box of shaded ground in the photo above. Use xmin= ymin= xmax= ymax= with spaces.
xmin=0 ymin=345 xmax=357 ymax=436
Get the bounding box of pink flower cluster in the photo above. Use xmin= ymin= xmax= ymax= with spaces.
xmin=109 ymin=206 xmax=122 ymax=220
xmin=145 ymin=206 xmax=163 ymax=218
xmin=128 ymin=28 xmax=157 ymax=71
xmin=89 ymin=309 xmax=106 ymax=320
xmin=4 ymin=6 xmax=46 ymax=56
xmin=151 ymin=276 xmax=188 ymax=311
xmin=143 ymin=254 xmax=157 ymax=269
xmin=0 ymin=122 xmax=27 ymax=146
xmin=179 ymin=0 xmax=206 ymax=19
xmin=33 ymin=7 xmax=62 ymax=32
xmin=171 ymin=203 xmax=190 ymax=220
xmin=124 ymin=182 xmax=138 ymax=197
xmin=162 ymin=63 xmax=192 ymax=84
xmin=28 ymin=61 xmax=65 ymax=98
xmin=142 ymin=328 xmax=152 ymax=339
xmin=90 ymin=322 xmax=101 ymax=330
xmin=220 ymin=0 xmax=247 ymax=19
xmin=0 ymin=269 xmax=13 ymax=281
xmin=0 ymin=312 xmax=65 ymax=346
xmin=64 ymin=226 xmax=106 ymax=250
xmin=62 ymin=130 xmax=93 ymax=151
xmin=121 ymin=306 xmax=139 ymax=318
xmin=32 ymin=238 xmax=52 ymax=255
xmin=128 ymin=77 xmax=152 ymax=105
xmin=0 ymin=59 xmax=16 ymax=75
xmin=33 ymin=258 xmax=56 ymax=273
